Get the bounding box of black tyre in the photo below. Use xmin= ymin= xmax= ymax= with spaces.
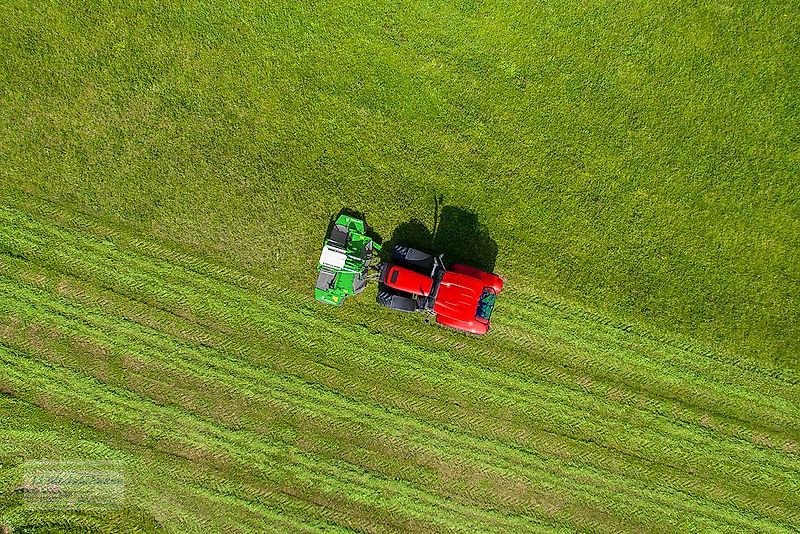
xmin=391 ymin=245 xmax=434 ymax=273
xmin=377 ymin=289 xmax=418 ymax=312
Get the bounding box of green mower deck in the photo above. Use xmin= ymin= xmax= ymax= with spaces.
xmin=315 ymin=214 xmax=381 ymax=305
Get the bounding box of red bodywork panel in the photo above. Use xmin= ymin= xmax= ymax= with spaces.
xmin=449 ymin=264 xmax=504 ymax=293
xmin=383 ymin=259 xmax=503 ymax=335
xmin=432 ymin=271 xmax=490 ymax=334
xmin=383 ymin=265 xmax=434 ymax=296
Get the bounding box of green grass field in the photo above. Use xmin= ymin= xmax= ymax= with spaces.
xmin=1 ymin=0 xmax=799 ymax=531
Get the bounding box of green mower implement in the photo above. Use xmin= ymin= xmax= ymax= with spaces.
xmin=315 ymin=214 xmax=382 ymax=305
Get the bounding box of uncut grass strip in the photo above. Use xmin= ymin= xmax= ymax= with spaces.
xmin=495 ymin=313 xmax=800 ymax=418
xmin=0 ymin=204 xmax=286 ymax=306
xmin=495 ymin=315 xmax=800 ymax=441
xmin=504 ymin=283 xmax=800 ymax=385
xmin=1 ymin=194 xmax=274 ymax=294
xmin=0 ymin=346 xmax=556 ymax=532
xmin=498 ymin=300 xmax=800 ymax=416
xmin=3 ymin=288 xmax=796 ymax=532
xmin=494 ymin=310 xmax=800 ymax=425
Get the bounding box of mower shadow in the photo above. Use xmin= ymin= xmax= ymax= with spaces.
xmin=383 ymin=205 xmax=498 ymax=273
xmin=323 ymin=208 xmax=383 ymax=246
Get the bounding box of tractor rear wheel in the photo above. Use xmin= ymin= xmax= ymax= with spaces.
xmin=377 ymin=289 xmax=418 ymax=312
xmin=391 ymin=245 xmax=435 ymax=273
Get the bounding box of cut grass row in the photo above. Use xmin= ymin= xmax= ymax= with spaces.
xmin=3 ymin=201 xmax=796 ymax=460
xmin=1 ymin=198 xmax=799 ymax=531
xmin=0 ymin=346 xmax=557 ymax=533
xmin=1 ymin=224 xmax=792 ymax=492
xmin=7 ymin=194 xmax=799 ymax=414
xmin=0 ymin=396 xmax=356 ymax=533
xmin=1 ymin=304 xmax=790 ymax=532
xmin=3 ymin=296 xmax=792 ymax=532
xmin=3 ymin=199 xmax=798 ymax=456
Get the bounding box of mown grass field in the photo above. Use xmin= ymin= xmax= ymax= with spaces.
xmin=1 ymin=0 xmax=799 ymax=532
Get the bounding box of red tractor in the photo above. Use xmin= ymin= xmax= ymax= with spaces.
xmin=377 ymin=245 xmax=503 ymax=335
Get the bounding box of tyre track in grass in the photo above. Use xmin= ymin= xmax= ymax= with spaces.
xmin=492 ymin=313 xmax=798 ymax=444
xmin=1 ymin=200 xmax=800 ymax=532
xmin=501 ymin=282 xmax=800 ymax=386
xmin=497 ymin=295 xmax=800 ymax=419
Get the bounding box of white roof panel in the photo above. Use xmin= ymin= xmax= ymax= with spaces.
xmin=320 ymin=245 xmax=347 ymax=269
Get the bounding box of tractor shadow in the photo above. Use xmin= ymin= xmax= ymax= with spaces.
xmin=323 ymin=208 xmax=383 ymax=246
xmin=383 ymin=204 xmax=498 ymax=273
